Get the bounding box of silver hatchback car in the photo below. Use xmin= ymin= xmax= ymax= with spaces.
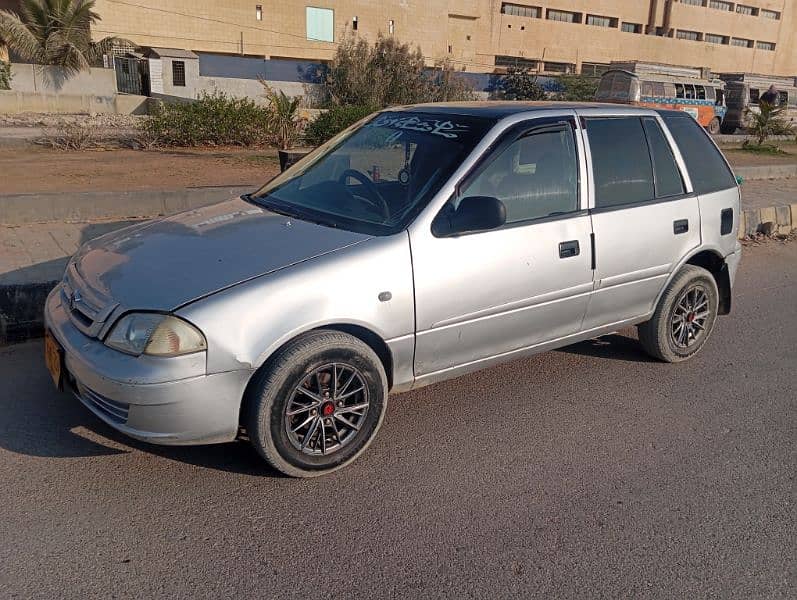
xmin=44 ymin=103 xmax=742 ymax=476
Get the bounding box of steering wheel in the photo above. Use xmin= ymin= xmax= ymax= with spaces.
xmin=338 ymin=169 xmax=390 ymax=220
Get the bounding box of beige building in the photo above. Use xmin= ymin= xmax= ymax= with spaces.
xmin=83 ymin=0 xmax=796 ymax=76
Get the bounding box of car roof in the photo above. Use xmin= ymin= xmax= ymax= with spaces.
xmin=387 ymin=101 xmax=687 ymax=120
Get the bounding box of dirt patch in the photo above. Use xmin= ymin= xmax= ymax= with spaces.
xmin=0 ymin=145 xmax=281 ymax=194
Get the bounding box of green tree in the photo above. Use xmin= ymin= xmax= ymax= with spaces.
xmin=555 ymin=74 xmax=599 ymax=101
xmin=0 ymin=0 xmax=126 ymax=77
xmin=0 ymin=59 xmax=11 ymax=90
xmin=496 ymin=65 xmax=545 ymax=101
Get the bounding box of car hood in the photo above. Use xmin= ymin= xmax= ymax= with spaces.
xmin=72 ymin=197 xmax=370 ymax=310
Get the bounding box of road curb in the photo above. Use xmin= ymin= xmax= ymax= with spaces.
xmin=0 ymin=185 xmax=254 ymax=226
xmin=2 ymin=201 xmax=795 ymax=346
xmin=734 ymin=164 xmax=797 ymax=181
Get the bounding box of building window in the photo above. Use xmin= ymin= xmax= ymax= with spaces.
xmin=705 ymin=33 xmax=728 ymax=44
xmin=581 ymin=62 xmax=609 ymax=76
xmin=543 ymin=61 xmax=574 ymax=73
xmin=760 ymin=9 xmax=780 ymax=20
xmin=306 ymin=6 xmax=334 ymax=42
xmin=172 ymin=61 xmax=186 ymax=87
xmin=388 ymin=19 xmax=394 ymax=34
xmin=546 ymin=9 xmax=581 ymax=23
xmin=586 ymin=14 xmax=617 ymax=28
xmin=730 ymin=37 xmax=753 ymax=48
xmin=681 ymin=0 xmax=704 ymax=6
xmin=500 ymin=3 xmax=541 ymax=18
xmin=676 ymin=29 xmax=701 ymax=41
xmin=495 ymin=55 xmax=539 ymax=69
xmin=256 ymin=4 xmax=262 ymax=20
xmin=756 ymin=41 xmax=776 ymax=51
xmin=621 ymin=22 xmax=642 ymax=33
xmin=708 ymin=1 xmax=732 ymax=11
xmin=735 ymin=4 xmax=757 ymax=16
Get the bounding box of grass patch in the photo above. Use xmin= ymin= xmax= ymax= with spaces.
xmin=740 ymin=142 xmax=791 ymax=156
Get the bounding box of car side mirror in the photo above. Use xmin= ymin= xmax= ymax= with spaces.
xmin=434 ymin=196 xmax=506 ymax=237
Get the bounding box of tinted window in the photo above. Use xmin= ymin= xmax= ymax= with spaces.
xmin=642 ymin=118 xmax=685 ymax=197
xmin=662 ymin=114 xmax=736 ymax=194
xmin=587 ymin=117 xmax=654 ymax=208
xmin=460 ymin=126 xmax=579 ymax=223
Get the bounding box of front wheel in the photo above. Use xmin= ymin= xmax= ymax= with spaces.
xmin=637 ymin=265 xmax=719 ymax=363
xmin=245 ymin=330 xmax=388 ymax=477
xmin=707 ymin=117 xmax=721 ymax=135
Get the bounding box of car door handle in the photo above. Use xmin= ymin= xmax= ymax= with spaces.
xmin=559 ymin=240 xmax=580 ymax=258
xmin=673 ymin=219 xmax=689 ymax=235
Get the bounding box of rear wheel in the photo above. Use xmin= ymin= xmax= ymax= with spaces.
xmin=637 ymin=265 xmax=719 ymax=363
xmin=707 ymin=117 xmax=721 ymax=135
xmin=245 ymin=330 xmax=388 ymax=477
xmin=720 ymin=123 xmax=736 ymax=135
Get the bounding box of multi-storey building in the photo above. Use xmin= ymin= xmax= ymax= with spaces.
xmin=2 ymin=1 xmax=795 ymax=76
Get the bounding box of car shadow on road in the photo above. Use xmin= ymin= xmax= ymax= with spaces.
xmin=0 ymin=342 xmax=284 ymax=477
xmin=558 ymin=332 xmax=657 ymax=363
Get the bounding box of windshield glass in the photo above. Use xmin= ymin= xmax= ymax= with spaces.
xmin=251 ymin=111 xmax=494 ymax=235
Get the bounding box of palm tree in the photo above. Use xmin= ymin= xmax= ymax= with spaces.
xmin=746 ymin=102 xmax=794 ymax=146
xmin=0 ymin=0 xmax=126 ymax=78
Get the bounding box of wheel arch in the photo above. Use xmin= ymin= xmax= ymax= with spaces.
xmin=240 ymin=323 xmax=396 ymax=426
xmin=661 ymin=247 xmax=731 ymax=315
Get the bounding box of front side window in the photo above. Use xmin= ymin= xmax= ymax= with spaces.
xmin=457 ymin=125 xmax=579 ymax=224
xmin=252 ymin=112 xmax=494 ymax=235
xmin=586 ymin=117 xmax=654 ymax=208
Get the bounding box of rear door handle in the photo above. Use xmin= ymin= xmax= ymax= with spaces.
xmin=673 ymin=219 xmax=689 ymax=235
xmin=559 ymin=240 xmax=580 ymax=258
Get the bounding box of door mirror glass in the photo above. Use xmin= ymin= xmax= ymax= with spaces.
xmin=435 ymin=196 xmax=506 ymax=236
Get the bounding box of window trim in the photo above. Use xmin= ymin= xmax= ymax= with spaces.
xmin=432 ymin=116 xmax=584 ymax=237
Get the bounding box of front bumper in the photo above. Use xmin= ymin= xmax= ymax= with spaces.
xmin=44 ymin=285 xmax=252 ymax=445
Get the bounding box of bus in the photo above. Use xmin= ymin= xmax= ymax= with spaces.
xmin=595 ymin=61 xmax=727 ymax=134
xmin=718 ymin=73 xmax=797 ymax=134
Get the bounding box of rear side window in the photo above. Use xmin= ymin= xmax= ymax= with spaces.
xmin=642 ymin=118 xmax=685 ymax=197
xmin=586 ymin=117 xmax=654 ymax=208
xmin=662 ymin=114 xmax=736 ymax=194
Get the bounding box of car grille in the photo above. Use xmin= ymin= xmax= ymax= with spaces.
xmin=74 ymin=382 xmax=130 ymax=425
xmin=61 ymin=263 xmax=119 ymax=338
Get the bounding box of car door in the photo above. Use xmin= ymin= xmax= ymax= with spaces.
xmin=411 ymin=116 xmax=594 ymax=379
xmin=580 ymin=113 xmax=701 ymax=330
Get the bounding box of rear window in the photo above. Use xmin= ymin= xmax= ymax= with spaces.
xmin=662 ymin=114 xmax=736 ymax=194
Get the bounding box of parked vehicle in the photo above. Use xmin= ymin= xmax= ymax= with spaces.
xmin=596 ymin=61 xmax=727 ymax=134
xmin=44 ymin=103 xmax=742 ymax=477
xmin=718 ymin=73 xmax=797 ymax=134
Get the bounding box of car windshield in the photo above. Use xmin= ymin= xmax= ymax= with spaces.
xmin=250 ymin=111 xmax=495 ymax=235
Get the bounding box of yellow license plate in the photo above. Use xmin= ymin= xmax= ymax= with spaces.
xmin=44 ymin=330 xmax=63 ymax=390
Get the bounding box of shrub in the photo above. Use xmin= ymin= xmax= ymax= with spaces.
xmin=38 ymin=121 xmax=96 ymax=150
xmin=259 ymin=81 xmax=306 ymax=150
xmin=141 ymin=91 xmax=272 ymax=147
xmin=745 ymin=102 xmax=794 ymax=145
xmin=322 ymin=32 xmax=474 ymax=108
xmin=304 ymin=105 xmax=375 ymax=146
xmin=0 ymin=60 xmax=11 ymax=90
xmin=554 ymin=74 xmax=599 ymax=101
xmin=494 ymin=65 xmax=545 ymax=101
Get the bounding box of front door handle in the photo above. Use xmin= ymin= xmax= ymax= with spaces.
xmin=673 ymin=219 xmax=689 ymax=235
xmin=559 ymin=240 xmax=580 ymax=258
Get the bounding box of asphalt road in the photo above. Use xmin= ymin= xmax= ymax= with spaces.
xmin=1 ymin=243 xmax=795 ymax=599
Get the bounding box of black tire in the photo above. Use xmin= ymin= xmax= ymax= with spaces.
xmin=637 ymin=265 xmax=719 ymax=363
xmin=245 ymin=330 xmax=387 ymax=477
xmin=720 ymin=123 xmax=736 ymax=135
xmin=707 ymin=117 xmax=721 ymax=135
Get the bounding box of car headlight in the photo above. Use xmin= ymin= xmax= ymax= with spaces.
xmin=106 ymin=313 xmax=207 ymax=357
